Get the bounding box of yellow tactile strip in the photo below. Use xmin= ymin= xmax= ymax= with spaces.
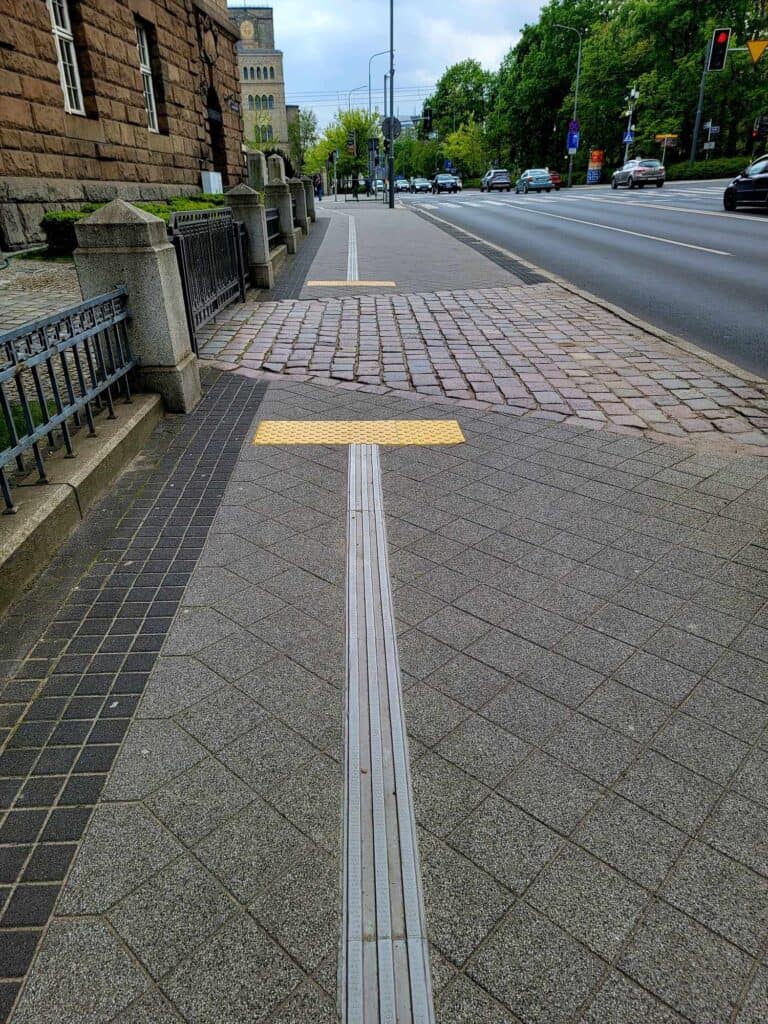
xmin=253 ymin=419 xmax=465 ymax=446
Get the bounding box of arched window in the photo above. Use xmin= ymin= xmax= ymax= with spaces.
xmin=247 ymin=95 xmax=253 ymax=110
xmin=267 ymin=125 xmax=273 ymax=140
xmin=263 ymin=66 xmax=268 ymax=79
xmin=269 ymin=67 xmax=275 ymax=79
xmin=256 ymin=66 xmax=261 ymax=79
xmin=262 ymin=94 xmax=268 ymax=108
xmin=242 ymin=67 xmax=247 ymax=80
xmin=268 ymin=95 xmax=274 ymax=109
xmin=255 ymin=95 xmax=261 ymax=109
xmin=251 ymin=67 xmax=256 ymax=80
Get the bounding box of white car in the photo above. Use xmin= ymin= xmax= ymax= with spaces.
xmin=374 ymin=179 xmax=385 ymax=192
xmin=395 ymin=179 xmax=411 ymax=192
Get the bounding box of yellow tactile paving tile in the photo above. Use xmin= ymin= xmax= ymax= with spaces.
xmin=253 ymin=419 xmax=465 ymax=446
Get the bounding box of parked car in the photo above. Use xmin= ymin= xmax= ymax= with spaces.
xmin=410 ymin=177 xmax=431 ymax=193
xmin=452 ymin=176 xmax=463 ymax=191
xmin=611 ymin=158 xmax=665 ymax=189
xmin=515 ymin=169 xmax=553 ymax=193
xmin=723 ymin=155 xmax=768 ymax=210
xmin=481 ymin=169 xmax=511 ymax=192
xmin=432 ymin=173 xmax=458 ymax=194
xmin=374 ymin=179 xmax=385 ymax=193
xmin=547 ymin=169 xmax=562 ymax=190
xmin=395 ymin=178 xmax=411 ymax=192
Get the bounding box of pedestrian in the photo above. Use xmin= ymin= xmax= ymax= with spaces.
xmin=314 ymin=173 xmax=323 ymax=201
xmin=364 ymin=177 xmax=371 ymax=197
xmin=352 ymin=176 xmax=359 ymax=202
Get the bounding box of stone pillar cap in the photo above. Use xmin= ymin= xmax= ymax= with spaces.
xmin=226 ymin=183 xmax=259 ymax=196
xmin=75 ymin=199 xmax=167 ymax=248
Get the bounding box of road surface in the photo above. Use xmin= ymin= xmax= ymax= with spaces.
xmin=402 ymin=180 xmax=768 ymax=376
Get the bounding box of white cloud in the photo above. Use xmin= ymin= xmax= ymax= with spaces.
xmin=264 ymin=0 xmax=541 ymax=126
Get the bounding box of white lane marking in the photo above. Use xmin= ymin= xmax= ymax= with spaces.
xmin=347 ymin=214 xmax=359 ymax=281
xmin=560 ymin=194 xmax=768 ymax=223
xmin=495 ymin=201 xmax=733 ymax=255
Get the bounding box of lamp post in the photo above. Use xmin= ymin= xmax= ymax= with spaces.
xmin=347 ymin=84 xmax=367 ymax=111
xmin=388 ymin=0 xmax=395 ymax=210
xmin=368 ymin=50 xmax=388 ymax=116
xmin=553 ymin=23 xmax=583 ymax=188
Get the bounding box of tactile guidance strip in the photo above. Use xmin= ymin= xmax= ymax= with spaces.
xmin=342 ymin=444 xmax=435 ymax=1024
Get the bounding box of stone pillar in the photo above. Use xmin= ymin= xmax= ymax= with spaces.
xmin=247 ymin=150 xmax=268 ymax=191
xmin=289 ymin=179 xmax=309 ymax=235
xmin=302 ymin=176 xmax=316 ymax=223
xmin=264 ymin=184 xmax=297 ymax=254
xmin=73 ymin=200 xmax=200 ymax=413
xmin=267 ymin=153 xmax=286 ymax=185
xmin=225 ymin=183 xmax=274 ymax=289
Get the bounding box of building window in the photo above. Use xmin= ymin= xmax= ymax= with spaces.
xmin=135 ymin=21 xmax=159 ymax=132
xmin=256 ymin=66 xmax=261 ymax=79
xmin=261 ymin=94 xmax=267 ymax=108
xmin=269 ymin=67 xmax=275 ymax=79
xmin=254 ymin=96 xmax=260 ymax=110
xmin=248 ymin=95 xmax=253 ymax=111
xmin=263 ymin=66 xmax=268 ymax=78
xmin=47 ymin=0 xmax=85 ymax=115
xmin=251 ymin=67 xmax=256 ymax=80
xmin=268 ymin=95 xmax=274 ymax=109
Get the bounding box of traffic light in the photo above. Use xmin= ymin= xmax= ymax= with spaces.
xmin=383 ymin=138 xmax=391 ymax=156
xmin=347 ymin=130 xmax=356 ymax=155
xmin=423 ymin=107 xmax=432 ymax=132
xmin=708 ymin=27 xmax=731 ymax=71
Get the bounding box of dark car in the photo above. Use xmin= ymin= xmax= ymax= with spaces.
xmin=723 ymin=155 xmax=768 ymax=210
xmin=432 ymin=174 xmax=458 ymax=194
xmin=481 ymin=169 xmax=511 ymax=192
xmin=547 ymin=169 xmax=562 ymax=190
xmin=611 ymin=158 xmax=665 ymax=189
xmin=410 ymin=177 xmax=431 ymax=193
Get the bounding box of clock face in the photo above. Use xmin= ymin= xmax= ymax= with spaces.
xmin=240 ymin=19 xmax=254 ymax=40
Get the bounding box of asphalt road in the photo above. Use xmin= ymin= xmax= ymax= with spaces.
xmin=402 ymin=180 xmax=768 ymax=377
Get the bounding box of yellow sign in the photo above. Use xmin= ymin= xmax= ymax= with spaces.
xmin=747 ymin=39 xmax=768 ymax=63
xmin=253 ymin=420 xmax=466 ymax=446
xmin=655 ymin=134 xmax=678 ymax=141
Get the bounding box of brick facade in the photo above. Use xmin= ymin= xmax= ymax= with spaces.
xmin=0 ymin=0 xmax=244 ymax=248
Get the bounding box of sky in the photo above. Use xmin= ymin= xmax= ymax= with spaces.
xmin=231 ymin=0 xmax=545 ymax=128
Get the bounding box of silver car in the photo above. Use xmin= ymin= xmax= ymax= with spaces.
xmin=611 ymin=158 xmax=665 ymax=189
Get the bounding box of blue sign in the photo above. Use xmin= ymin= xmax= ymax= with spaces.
xmin=569 ymin=119 xmax=580 ymax=133
xmin=443 ymin=159 xmax=454 ymax=171
xmin=623 ymin=130 xmax=635 ymax=144
xmin=567 ymin=130 xmax=580 ymax=152
xmin=586 ymin=168 xmax=601 ymax=184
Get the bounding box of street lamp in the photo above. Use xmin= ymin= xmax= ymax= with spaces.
xmin=347 ymin=84 xmax=367 ymax=111
xmin=553 ymin=23 xmax=583 ymax=188
xmin=368 ymin=50 xmax=388 ymax=116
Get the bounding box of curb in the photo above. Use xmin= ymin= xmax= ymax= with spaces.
xmin=411 ymin=206 xmax=765 ymax=385
xmin=0 ymin=393 xmax=163 ymax=616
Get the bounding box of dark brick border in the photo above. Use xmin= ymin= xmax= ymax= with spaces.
xmin=0 ymin=372 xmax=266 ymax=1021
xmin=270 ymin=217 xmax=331 ymax=301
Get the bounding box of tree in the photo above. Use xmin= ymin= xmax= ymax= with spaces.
xmin=421 ymin=59 xmax=495 ymax=139
xmin=443 ymin=116 xmax=489 ymax=177
xmin=288 ymin=109 xmax=319 ymax=174
xmin=302 ymin=108 xmax=382 ymax=179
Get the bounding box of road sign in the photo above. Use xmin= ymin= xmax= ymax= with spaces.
xmin=381 ymin=116 xmax=401 ymax=139
xmin=444 ymin=158 xmax=454 ymax=171
xmin=703 ymin=141 xmax=716 ymax=151
xmin=568 ymin=119 xmax=580 ymax=133
xmin=709 ymin=125 xmax=720 ymax=135
xmin=567 ymin=130 xmax=580 ymax=153
xmin=655 ymin=133 xmax=678 ymax=142
xmin=622 ymin=130 xmax=635 ymax=144
xmin=747 ymin=39 xmax=768 ymax=64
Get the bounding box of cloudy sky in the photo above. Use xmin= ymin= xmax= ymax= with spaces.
xmin=238 ymin=0 xmax=545 ymax=127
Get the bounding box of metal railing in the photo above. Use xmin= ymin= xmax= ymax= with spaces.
xmin=168 ymin=208 xmax=246 ymax=353
xmin=0 ymin=289 xmax=134 ymax=513
xmin=265 ymin=208 xmax=280 ymax=249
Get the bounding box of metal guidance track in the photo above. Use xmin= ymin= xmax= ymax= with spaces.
xmin=342 ymin=443 xmax=435 ymax=1024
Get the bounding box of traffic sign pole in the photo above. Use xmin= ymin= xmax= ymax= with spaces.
xmin=690 ymin=36 xmax=715 ymax=163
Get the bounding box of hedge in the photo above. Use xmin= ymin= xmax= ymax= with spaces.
xmin=664 ymin=157 xmax=751 ymax=181
xmin=40 ymin=194 xmax=228 ymax=256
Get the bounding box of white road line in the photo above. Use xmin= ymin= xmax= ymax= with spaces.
xmin=560 ymin=194 xmax=768 ymax=223
xmin=347 ymin=214 xmax=359 ymax=280
xmin=498 ymin=201 xmax=733 ymax=255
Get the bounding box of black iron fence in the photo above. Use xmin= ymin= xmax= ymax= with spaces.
xmin=168 ymin=208 xmax=247 ymax=353
xmin=0 ymin=289 xmax=134 ymax=513
xmin=266 ymin=208 xmax=280 ymax=249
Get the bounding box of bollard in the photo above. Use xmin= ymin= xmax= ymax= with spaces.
xmin=302 ymin=176 xmax=316 ymax=223
xmin=289 ymin=179 xmax=309 ymax=235
xmin=225 ymin=183 xmax=274 ymax=289
xmin=73 ymin=200 xmax=201 ymax=413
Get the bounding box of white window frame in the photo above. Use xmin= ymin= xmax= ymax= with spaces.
xmin=136 ymin=22 xmax=159 ymax=133
xmin=47 ymin=0 xmax=85 ymax=115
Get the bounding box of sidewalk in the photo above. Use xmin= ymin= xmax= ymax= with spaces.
xmin=1 ymin=200 xmax=767 ymax=1024
xmin=199 ymin=203 xmax=768 ymax=452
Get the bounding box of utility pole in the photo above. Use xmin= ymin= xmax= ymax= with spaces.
xmin=388 ymin=0 xmax=395 ymax=210
xmin=554 ymin=24 xmax=583 ymax=188
xmin=623 ymin=87 xmax=639 ymax=163
xmin=690 ymin=37 xmax=714 ymax=163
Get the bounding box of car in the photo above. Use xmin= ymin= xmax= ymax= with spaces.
xmin=410 ymin=177 xmax=431 ymax=193
xmin=611 ymin=158 xmax=665 ymax=189
xmin=547 ymin=169 xmax=562 ymax=190
xmin=723 ymin=155 xmax=768 ymax=210
xmin=514 ymin=169 xmax=553 ymax=193
xmin=395 ymin=179 xmax=411 ymax=192
xmin=452 ymin=175 xmax=463 ymax=191
xmin=374 ymin=179 xmax=385 ymax=193
xmin=432 ymin=173 xmax=458 ymax=194
xmin=481 ymin=169 xmax=511 ymax=192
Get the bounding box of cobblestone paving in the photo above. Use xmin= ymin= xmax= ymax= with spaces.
xmin=0 ymin=260 xmax=82 ymax=332
xmin=6 ymin=377 xmax=767 ymax=1023
xmin=197 ymin=283 xmax=768 ymax=451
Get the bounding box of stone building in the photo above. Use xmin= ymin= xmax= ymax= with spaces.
xmin=228 ymin=7 xmax=292 ymax=156
xmin=0 ymin=0 xmax=244 ymax=249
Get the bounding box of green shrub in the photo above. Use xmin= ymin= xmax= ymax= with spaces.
xmin=40 ymin=210 xmax=87 ymax=256
xmin=665 ymin=157 xmax=750 ymax=181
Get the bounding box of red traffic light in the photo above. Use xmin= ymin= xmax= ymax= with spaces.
xmin=708 ymin=27 xmax=731 ymax=71
xmin=716 ymin=31 xmax=729 ymax=44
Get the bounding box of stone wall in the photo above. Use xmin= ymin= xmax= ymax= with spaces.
xmin=0 ymin=0 xmax=245 ymax=248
